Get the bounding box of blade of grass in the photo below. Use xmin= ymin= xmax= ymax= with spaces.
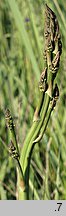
xmin=29 ymin=179 xmax=39 ymax=200
xmin=53 ymin=0 xmax=66 ymax=29
xmin=27 ymin=0 xmax=43 ymax=68
xmin=7 ymin=0 xmax=40 ymax=81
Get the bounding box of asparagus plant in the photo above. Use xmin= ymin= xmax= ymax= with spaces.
xmin=5 ymin=4 xmax=62 ymax=200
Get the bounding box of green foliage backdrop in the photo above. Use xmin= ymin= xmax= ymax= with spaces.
xmin=0 ymin=0 xmax=66 ymax=199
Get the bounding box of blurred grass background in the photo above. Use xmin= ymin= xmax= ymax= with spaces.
xmin=0 ymin=0 xmax=66 ymax=199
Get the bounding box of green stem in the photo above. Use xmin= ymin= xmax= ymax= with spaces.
xmin=34 ymin=105 xmax=52 ymax=143
xmin=17 ymin=92 xmax=46 ymax=199
xmin=16 ymin=158 xmax=27 ymax=200
xmin=20 ymin=92 xmax=45 ymax=170
xmin=20 ymin=94 xmax=50 ymax=172
xmin=33 ymin=92 xmax=45 ymax=121
xmin=17 ymin=167 xmax=27 ymax=200
xmin=23 ymin=97 xmax=52 ymax=199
